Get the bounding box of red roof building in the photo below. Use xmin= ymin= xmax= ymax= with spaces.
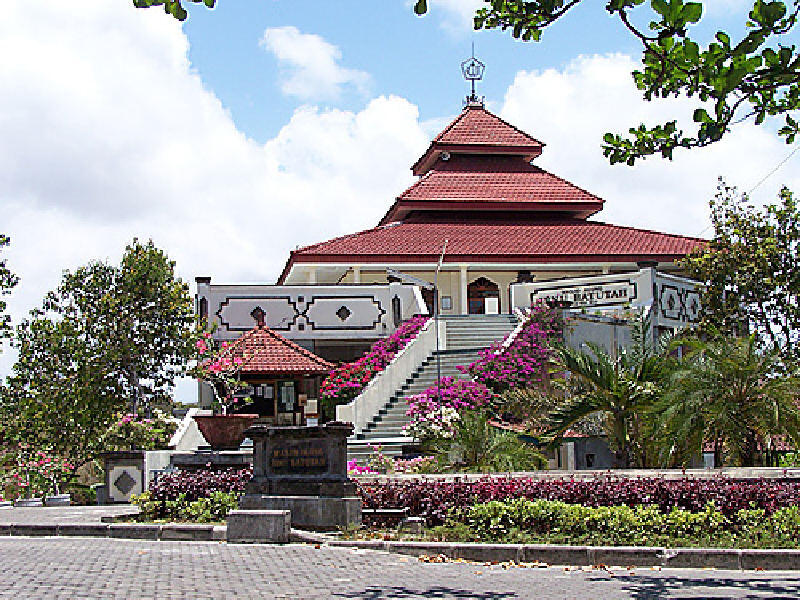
xmin=280 ymin=101 xmax=705 ymax=315
xmin=216 ymin=324 xmax=333 ymax=377
xmin=210 ymin=319 xmax=333 ymax=422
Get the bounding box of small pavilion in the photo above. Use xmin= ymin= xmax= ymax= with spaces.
xmin=201 ymin=308 xmax=333 ymax=424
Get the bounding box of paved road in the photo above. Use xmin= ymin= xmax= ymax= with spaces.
xmin=1 ymin=537 xmax=800 ymax=599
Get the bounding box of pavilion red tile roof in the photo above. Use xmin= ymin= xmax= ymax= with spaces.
xmin=285 ymin=218 xmax=705 ymax=267
xmin=217 ymin=325 xmax=333 ymax=376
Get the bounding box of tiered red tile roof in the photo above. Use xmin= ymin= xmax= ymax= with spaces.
xmin=278 ymin=103 xmax=706 ymax=283
xmin=382 ymin=156 xmax=603 ymax=223
xmin=218 ymin=325 xmax=333 ymax=376
xmin=285 ymin=218 xmax=703 ymax=266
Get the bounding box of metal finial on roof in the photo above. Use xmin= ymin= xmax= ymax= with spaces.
xmin=461 ymin=42 xmax=485 ymax=106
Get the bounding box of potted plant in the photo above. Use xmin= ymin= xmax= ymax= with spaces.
xmin=190 ymin=333 xmax=258 ymax=450
xmin=6 ymin=446 xmax=73 ymax=507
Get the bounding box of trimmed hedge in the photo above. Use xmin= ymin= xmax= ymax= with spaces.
xmin=446 ymin=498 xmax=800 ymax=548
xmin=357 ymin=476 xmax=800 ymax=526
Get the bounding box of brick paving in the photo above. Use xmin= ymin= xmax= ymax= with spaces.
xmin=1 ymin=537 xmax=800 ymax=599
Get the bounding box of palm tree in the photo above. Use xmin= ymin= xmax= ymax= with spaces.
xmin=655 ymin=333 xmax=800 ymax=467
xmin=544 ymin=312 xmax=670 ymax=468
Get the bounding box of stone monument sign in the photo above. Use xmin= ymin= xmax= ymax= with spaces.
xmin=239 ymin=422 xmax=361 ymax=530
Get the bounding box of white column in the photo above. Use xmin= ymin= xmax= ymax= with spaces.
xmin=602 ymin=264 xmax=611 ymax=275
xmin=306 ymin=267 xmax=317 ymax=284
xmin=352 ymin=266 xmax=361 ymax=284
xmin=459 ymin=265 xmax=468 ymax=315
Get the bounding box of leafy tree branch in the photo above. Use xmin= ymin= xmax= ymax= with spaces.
xmin=415 ymin=0 xmax=800 ymax=165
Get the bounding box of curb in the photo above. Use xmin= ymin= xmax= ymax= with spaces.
xmin=323 ymin=539 xmax=800 ymax=571
xmin=3 ymin=523 xmax=798 ymax=570
xmin=0 ymin=522 xmax=225 ymax=542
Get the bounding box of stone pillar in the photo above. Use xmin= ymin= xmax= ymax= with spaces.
xmin=459 ymin=265 xmax=468 ymax=315
xmin=352 ymin=266 xmax=361 ymax=284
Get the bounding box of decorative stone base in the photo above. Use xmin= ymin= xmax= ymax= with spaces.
xmin=239 ymin=495 xmax=361 ymax=531
xmin=14 ymin=498 xmax=43 ymax=507
xmin=226 ymin=509 xmax=291 ymax=544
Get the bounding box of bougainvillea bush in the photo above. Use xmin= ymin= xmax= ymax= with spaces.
xmin=357 ymin=476 xmax=800 ymax=526
xmin=461 ymin=302 xmax=562 ymax=392
xmin=100 ymin=409 xmax=177 ymax=451
xmin=403 ymin=377 xmax=495 ymax=441
xmin=2 ymin=446 xmax=74 ymax=499
xmin=320 ymin=315 xmax=429 ymax=417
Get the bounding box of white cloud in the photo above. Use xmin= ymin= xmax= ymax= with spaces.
xmin=501 ymin=53 xmax=800 ymax=237
xmin=0 ymin=1 xmax=428 ymax=394
xmin=260 ymin=26 xmax=369 ymax=100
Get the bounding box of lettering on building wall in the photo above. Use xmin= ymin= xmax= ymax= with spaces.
xmin=530 ymin=282 xmax=637 ymax=307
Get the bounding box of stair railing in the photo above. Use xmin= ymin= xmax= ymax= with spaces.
xmin=336 ymin=318 xmax=443 ymax=436
xmin=499 ymin=307 xmax=527 ymax=351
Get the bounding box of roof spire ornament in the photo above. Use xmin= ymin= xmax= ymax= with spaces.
xmin=461 ymin=43 xmax=485 ymax=106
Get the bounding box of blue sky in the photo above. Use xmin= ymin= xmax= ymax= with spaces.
xmin=179 ymin=0 xmax=752 ymax=143
xmin=0 ymin=0 xmax=797 ymax=396
xmin=181 ymin=0 xmax=638 ymax=141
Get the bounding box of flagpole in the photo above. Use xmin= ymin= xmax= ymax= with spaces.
xmin=434 ymin=239 xmax=448 ymax=403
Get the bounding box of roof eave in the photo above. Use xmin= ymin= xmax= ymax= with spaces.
xmin=411 ymin=143 xmax=544 ymax=176
xmin=378 ymin=200 xmax=604 ymax=225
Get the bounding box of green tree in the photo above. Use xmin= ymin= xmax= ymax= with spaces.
xmin=0 ymin=234 xmax=19 ymax=348
xmin=2 ymin=239 xmax=195 ymax=466
xmin=544 ymin=314 xmax=669 ymax=467
xmin=415 ymin=0 xmax=800 ymax=165
xmin=685 ymin=183 xmax=800 ymax=362
xmin=655 ymin=333 xmax=800 ymax=466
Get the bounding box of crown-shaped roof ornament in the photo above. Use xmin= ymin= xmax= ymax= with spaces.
xmin=461 ymin=43 xmax=485 ymax=106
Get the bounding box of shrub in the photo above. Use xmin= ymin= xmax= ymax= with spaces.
xmin=452 ymin=498 xmax=800 ymax=547
xmin=3 ymin=445 xmax=73 ymax=499
xmin=356 ymin=476 xmax=800 ymax=526
xmin=404 ymin=378 xmax=495 ymax=441
xmin=438 ymin=410 xmax=547 ymax=472
xmin=133 ymin=489 xmax=238 ymax=522
xmin=142 ymin=466 xmax=251 ymax=518
xmin=100 ymin=408 xmax=177 ymax=451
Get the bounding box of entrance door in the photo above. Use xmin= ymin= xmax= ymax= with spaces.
xmin=467 ymin=277 xmax=500 ymax=314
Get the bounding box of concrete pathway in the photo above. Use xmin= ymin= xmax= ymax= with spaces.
xmin=1 ymin=537 xmax=800 ymax=599
xmin=0 ymin=504 xmax=137 ymax=524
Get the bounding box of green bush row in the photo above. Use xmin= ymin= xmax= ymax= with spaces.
xmin=444 ymin=498 xmax=800 ymax=548
xmin=132 ymin=490 xmax=238 ymax=523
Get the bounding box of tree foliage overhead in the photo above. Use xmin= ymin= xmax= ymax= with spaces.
xmin=2 ymin=239 xmax=196 ymax=465
xmin=132 ymin=0 xmax=215 ymax=21
xmin=0 ymin=234 xmax=19 ymax=347
xmin=415 ymin=0 xmax=800 ymax=165
xmin=684 ymin=182 xmax=800 ymax=362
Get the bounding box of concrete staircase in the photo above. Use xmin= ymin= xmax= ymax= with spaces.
xmin=347 ymin=314 xmax=517 ymax=463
